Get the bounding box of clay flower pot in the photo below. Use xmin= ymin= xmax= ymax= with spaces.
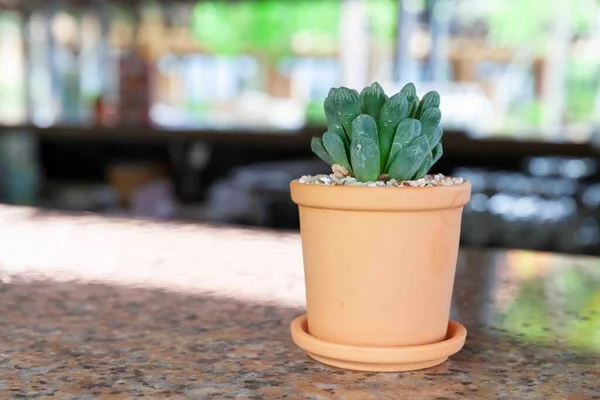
xmin=289 ymin=180 xmax=471 ymax=371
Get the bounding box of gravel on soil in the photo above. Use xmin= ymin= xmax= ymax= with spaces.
xmin=298 ymin=165 xmax=465 ymax=188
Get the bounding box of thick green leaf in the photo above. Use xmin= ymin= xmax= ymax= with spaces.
xmin=323 ymin=131 xmax=353 ymax=174
xmin=333 ymin=88 xmax=361 ymax=141
xmin=350 ymin=115 xmax=380 ymax=182
xmin=420 ymin=108 xmax=442 ymax=146
xmin=429 ymin=125 xmax=443 ymax=150
xmin=379 ymin=93 xmax=409 ymax=128
xmin=351 ymin=137 xmax=380 ymax=182
xmin=359 ymin=82 xmax=388 ymax=122
xmin=324 ymin=91 xmax=351 ymax=158
xmin=416 ymin=91 xmax=440 ymax=118
xmin=407 ymin=95 xmax=420 ymax=118
xmin=387 ymin=142 xmax=427 ymax=181
xmin=378 ymin=93 xmax=409 ymax=171
xmin=432 ymin=142 xmax=443 ymax=166
xmin=385 ymin=118 xmax=421 ymax=172
xmin=311 ymin=136 xmax=333 ymax=165
xmin=400 ymin=82 xmax=416 ymax=98
xmin=324 ymin=91 xmax=344 ymax=136
xmin=338 ymin=129 xmax=351 ymax=159
xmin=411 ymin=135 xmax=430 ymax=155
xmin=413 ymin=152 xmax=433 ymax=180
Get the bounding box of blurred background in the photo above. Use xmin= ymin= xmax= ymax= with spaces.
xmin=0 ymin=0 xmax=598 ymax=255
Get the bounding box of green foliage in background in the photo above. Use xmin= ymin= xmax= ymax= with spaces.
xmin=191 ymin=0 xmax=398 ymax=57
xmin=190 ymin=1 xmax=254 ymax=54
xmin=305 ymin=101 xmax=327 ymax=125
xmin=290 ymin=0 xmax=341 ymax=43
xmin=484 ymin=0 xmax=599 ymax=51
xmin=0 ymin=12 xmax=24 ymax=115
xmin=311 ymin=82 xmax=444 ymax=182
xmin=367 ymin=0 xmax=398 ymax=47
xmin=191 ymin=0 xmax=340 ymax=57
xmin=502 ymin=100 xmax=543 ymax=134
xmin=467 ymin=0 xmax=600 ymax=126
xmin=485 ymin=0 xmax=553 ymax=52
xmin=565 ymin=59 xmax=600 ymax=123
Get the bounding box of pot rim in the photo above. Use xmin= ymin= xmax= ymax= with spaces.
xmin=290 ymin=179 xmax=471 ymax=211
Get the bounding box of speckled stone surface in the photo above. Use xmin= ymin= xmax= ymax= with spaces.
xmin=0 ymin=206 xmax=599 ymax=399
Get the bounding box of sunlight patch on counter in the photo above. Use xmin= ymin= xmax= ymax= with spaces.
xmin=0 ymin=206 xmax=306 ymax=308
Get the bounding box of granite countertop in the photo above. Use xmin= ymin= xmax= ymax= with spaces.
xmin=0 ymin=206 xmax=599 ymax=399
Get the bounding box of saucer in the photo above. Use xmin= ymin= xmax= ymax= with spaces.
xmin=290 ymin=314 xmax=467 ymax=372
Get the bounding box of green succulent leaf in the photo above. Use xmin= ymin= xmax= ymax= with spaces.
xmin=420 ymin=108 xmax=442 ymax=147
xmin=323 ymin=92 xmax=352 ymax=158
xmin=323 ymin=130 xmax=353 ymax=174
xmin=324 ymin=92 xmax=345 ymax=137
xmin=411 ymin=135 xmax=430 ymax=155
xmin=311 ymin=136 xmax=333 ymax=166
xmin=386 ymin=118 xmax=421 ymax=172
xmin=350 ymin=114 xmax=380 ymax=182
xmin=378 ymin=93 xmax=409 ymax=171
xmin=387 ymin=141 xmax=428 ymax=181
xmin=400 ymin=82 xmax=416 ymax=98
xmin=429 ymin=125 xmax=443 ymax=150
xmin=432 ymin=142 xmax=443 ymax=166
xmin=338 ymin=130 xmax=352 ymax=159
xmin=333 ymin=88 xmax=361 ymax=141
xmin=359 ymin=82 xmax=388 ymax=122
xmin=413 ymin=151 xmax=433 ymax=180
xmin=416 ymin=91 xmax=441 ymax=119
xmin=407 ymin=95 xmax=420 ymax=118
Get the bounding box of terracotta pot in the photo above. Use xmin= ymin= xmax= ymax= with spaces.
xmin=289 ymin=180 xmax=471 ymax=371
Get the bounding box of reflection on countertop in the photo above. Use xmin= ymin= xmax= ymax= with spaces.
xmin=0 ymin=205 xmax=598 ymax=399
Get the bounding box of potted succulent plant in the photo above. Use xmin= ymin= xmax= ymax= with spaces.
xmin=289 ymin=82 xmax=471 ymax=372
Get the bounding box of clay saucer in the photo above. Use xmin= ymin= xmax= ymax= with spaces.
xmin=290 ymin=314 xmax=467 ymax=372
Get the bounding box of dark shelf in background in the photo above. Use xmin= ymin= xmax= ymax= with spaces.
xmin=0 ymin=124 xmax=598 ymax=158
